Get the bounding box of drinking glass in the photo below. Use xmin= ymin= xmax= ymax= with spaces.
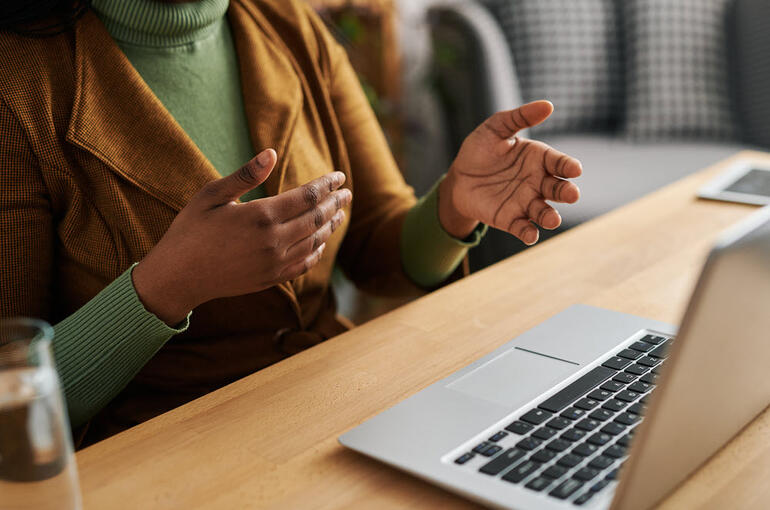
xmin=0 ymin=318 xmax=82 ymax=510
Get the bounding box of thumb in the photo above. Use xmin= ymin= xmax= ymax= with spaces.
xmin=197 ymin=149 xmax=277 ymax=206
xmin=487 ymin=100 xmax=554 ymax=138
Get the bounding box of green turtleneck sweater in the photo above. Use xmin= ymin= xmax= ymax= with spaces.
xmin=54 ymin=0 xmax=485 ymax=428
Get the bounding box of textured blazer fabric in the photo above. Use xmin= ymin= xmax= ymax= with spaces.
xmin=0 ymin=0 xmax=419 ymax=443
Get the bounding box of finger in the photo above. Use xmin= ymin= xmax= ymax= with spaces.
xmin=527 ymin=199 xmax=562 ymax=230
xmin=282 ymin=188 xmax=351 ymax=243
xmin=284 ymin=209 xmax=345 ymax=261
xmin=486 ymin=100 xmax=554 ymax=138
xmin=279 ymin=243 xmax=326 ymax=281
xmin=507 ymin=218 xmax=539 ymax=246
xmin=195 ymin=149 xmax=277 ymax=207
xmin=540 ymin=176 xmax=580 ymax=204
xmin=269 ymin=172 xmax=347 ymax=221
xmin=542 ymin=146 xmax=583 ymax=178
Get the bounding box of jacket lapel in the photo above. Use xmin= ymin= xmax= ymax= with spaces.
xmin=228 ymin=0 xmax=303 ymax=198
xmin=66 ymin=12 xmax=219 ymax=212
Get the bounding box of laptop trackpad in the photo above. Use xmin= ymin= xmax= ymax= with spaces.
xmin=447 ymin=347 xmax=580 ymax=408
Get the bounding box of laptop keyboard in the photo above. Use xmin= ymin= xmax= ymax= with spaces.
xmin=453 ymin=333 xmax=672 ymax=506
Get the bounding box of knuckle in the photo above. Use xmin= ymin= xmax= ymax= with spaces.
xmin=253 ymin=206 xmax=276 ymax=227
xmin=236 ymin=163 xmax=256 ymax=186
xmin=303 ymin=183 xmax=321 ymax=206
xmin=198 ymin=181 xmax=221 ymax=199
xmin=312 ymin=207 xmax=325 ymax=228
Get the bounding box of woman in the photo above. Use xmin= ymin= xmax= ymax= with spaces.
xmin=0 ymin=0 xmax=582 ymax=445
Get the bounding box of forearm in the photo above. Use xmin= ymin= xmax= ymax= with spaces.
xmin=401 ymin=176 xmax=487 ymax=288
xmin=53 ymin=265 xmax=189 ymax=427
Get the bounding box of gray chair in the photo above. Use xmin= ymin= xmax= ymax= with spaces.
xmin=427 ymin=0 xmax=770 ymax=271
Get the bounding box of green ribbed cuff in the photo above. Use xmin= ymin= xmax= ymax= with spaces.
xmin=401 ymin=176 xmax=488 ymax=288
xmin=53 ymin=264 xmax=190 ymax=427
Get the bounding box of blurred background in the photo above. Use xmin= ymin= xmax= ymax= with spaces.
xmin=307 ymin=0 xmax=770 ymax=321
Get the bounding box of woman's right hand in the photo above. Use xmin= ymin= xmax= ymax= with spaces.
xmin=132 ymin=148 xmax=351 ymax=326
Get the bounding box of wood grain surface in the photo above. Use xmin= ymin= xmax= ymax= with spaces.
xmin=76 ymin=152 xmax=770 ymax=509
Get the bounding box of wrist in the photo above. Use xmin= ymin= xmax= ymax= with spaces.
xmin=438 ymin=172 xmax=479 ymax=239
xmin=132 ymin=251 xmax=197 ymax=326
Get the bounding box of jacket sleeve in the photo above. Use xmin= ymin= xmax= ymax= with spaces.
xmin=314 ymin=16 xmax=423 ymax=297
xmin=0 ymin=98 xmax=54 ymax=320
xmin=0 ymin=99 xmax=187 ymax=428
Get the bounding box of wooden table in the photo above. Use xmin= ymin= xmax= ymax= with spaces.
xmin=76 ymin=151 xmax=770 ymax=509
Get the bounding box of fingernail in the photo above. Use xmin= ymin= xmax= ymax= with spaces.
xmin=319 ymin=243 xmax=327 ymax=254
xmin=257 ymin=149 xmax=273 ymax=167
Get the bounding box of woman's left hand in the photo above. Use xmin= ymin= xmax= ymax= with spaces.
xmin=439 ymin=100 xmax=583 ymax=245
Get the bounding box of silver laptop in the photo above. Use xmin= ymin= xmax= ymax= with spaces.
xmin=340 ymin=206 xmax=770 ymax=510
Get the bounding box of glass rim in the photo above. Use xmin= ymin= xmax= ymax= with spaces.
xmin=0 ymin=317 xmax=54 ymax=347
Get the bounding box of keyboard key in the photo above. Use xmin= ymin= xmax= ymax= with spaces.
xmin=520 ymin=408 xmax=552 ymax=425
xmin=525 ymin=476 xmax=552 ymax=492
xmin=479 ymin=448 xmax=526 ymax=475
xmin=629 ymin=341 xmax=654 ymax=352
xmin=652 ymin=364 xmax=664 ymax=375
xmin=648 ymin=342 xmax=669 ymax=358
xmin=549 ymin=479 xmax=584 ymax=499
xmin=591 ymin=479 xmax=611 ymax=492
xmin=605 ymin=468 xmax=619 ymax=480
xmin=641 ymin=334 xmax=666 ymax=345
xmin=482 ymin=445 xmax=502 ymax=457
xmin=501 ymin=460 xmax=541 ymax=484
xmin=573 ymin=467 xmax=601 ymax=481
xmin=560 ymin=407 xmax=586 ymax=420
xmin=587 ymin=389 xmax=613 ymax=401
xmin=602 ymin=399 xmax=628 ymax=412
xmin=531 ymin=449 xmax=557 ymax=463
xmin=612 ymin=372 xmax=637 ymax=384
xmin=628 ymin=381 xmax=653 ymax=393
xmin=604 ymin=444 xmax=626 ymax=459
xmin=640 ymin=372 xmax=659 ymax=385
xmin=637 ymin=356 xmax=659 ymax=368
xmin=472 ymin=442 xmax=491 ymax=454
xmin=589 ymin=408 xmax=614 ymax=421
xmin=625 ymin=364 xmax=649 ymax=376
xmin=455 ymin=453 xmax=474 ymax=465
xmin=538 ymin=366 xmax=616 ymax=413
xmin=557 ymin=453 xmax=583 ymax=468
xmin=575 ymin=398 xmax=600 ymax=410
xmin=561 ymin=428 xmax=587 ymax=442
xmin=546 ymin=439 xmax=572 ymax=453
xmin=616 ymin=390 xmax=641 ymax=402
xmin=489 ymin=431 xmax=508 ymax=442
xmin=588 ymin=455 xmax=615 ymax=470
xmin=640 ymin=394 xmax=651 ymax=405
xmin=574 ymin=492 xmax=594 ymax=505
xmin=615 ymin=412 xmax=641 ymax=426
xmin=532 ymin=427 xmax=558 ymax=440
xmin=617 ymin=435 xmax=632 ymax=448
xmin=600 ymin=381 xmax=626 ymax=393
xmin=602 ymin=357 xmax=632 ymax=371
xmin=601 ymin=422 xmax=626 ymax=436
xmin=572 ymin=443 xmax=599 ymax=457
xmin=587 ymin=432 xmax=612 ymax=446
xmin=505 ymin=421 xmax=533 ymax=435
xmin=628 ymin=402 xmax=645 ymax=415
xmin=516 ymin=437 xmax=542 ymax=451
xmin=616 ymin=348 xmax=642 ymax=360
xmin=543 ymin=465 xmax=568 ymax=479
xmin=546 ymin=417 xmax=572 ymax=430
xmin=575 ymin=419 xmax=601 ymax=431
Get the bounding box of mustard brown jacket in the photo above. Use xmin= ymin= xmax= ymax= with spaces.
xmin=0 ymin=0 xmax=422 ymax=443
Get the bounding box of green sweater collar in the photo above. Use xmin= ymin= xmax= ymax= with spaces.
xmin=91 ymin=0 xmax=229 ymax=47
